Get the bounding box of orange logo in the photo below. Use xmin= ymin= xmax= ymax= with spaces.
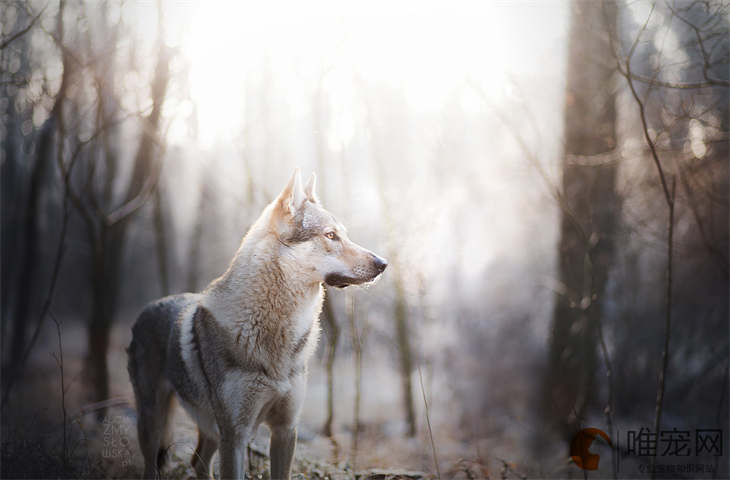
xmin=570 ymin=428 xmax=612 ymax=470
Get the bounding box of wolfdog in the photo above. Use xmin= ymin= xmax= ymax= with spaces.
xmin=127 ymin=170 xmax=387 ymax=479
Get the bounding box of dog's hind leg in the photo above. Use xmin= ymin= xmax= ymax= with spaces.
xmin=190 ymin=429 xmax=218 ymax=479
xmin=155 ymin=393 xmax=177 ymax=472
xmin=129 ymin=335 xmax=175 ymax=479
xmin=136 ymin=382 xmax=174 ymax=479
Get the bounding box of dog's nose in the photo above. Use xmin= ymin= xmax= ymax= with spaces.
xmin=372 ymin=255 xmax=388 ymax=273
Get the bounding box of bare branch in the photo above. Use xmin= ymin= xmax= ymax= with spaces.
xmin=467 ymin=78 xmax=592 ymax=249
xmin=621 ymin=4 xmax=674 ymax=208
xmin=674 ymin=159 xmax=729 ymax=277
xmin=0 ymin=2 xmax=48 ymax=50
xmin=616 ymin=66 xmax=721 ymax=89
xmin=104 ymin=165 xmax=161 ymax=226
xmin=666 ymin=2 xmax=730 ymax=87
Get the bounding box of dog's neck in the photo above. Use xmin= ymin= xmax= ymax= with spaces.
xmin=203 ymin=230 xmax=322 ymax=330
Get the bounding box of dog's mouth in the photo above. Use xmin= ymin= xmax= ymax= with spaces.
xmin=324 ymin=273 xmax=358 ymax=289
xmin=325 ymin=272 xmax=378 ymax=289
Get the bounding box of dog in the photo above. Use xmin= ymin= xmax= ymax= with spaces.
xmin=127 ymin=169 xmax=387 ymax=479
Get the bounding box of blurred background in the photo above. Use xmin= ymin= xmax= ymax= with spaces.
xmin=1 ymin=0 xmax=727 ymax=478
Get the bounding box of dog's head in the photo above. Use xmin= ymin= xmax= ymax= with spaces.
xmin=268 ymin=169 xmax=387 ymax=288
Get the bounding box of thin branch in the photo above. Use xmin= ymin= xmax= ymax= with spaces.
xmin=347 ymin=292 xmax=362 ymax=469
xmin=49 ymin=312 xmax=68 ymax=470
xmin=418 ymin=366 xmax=441 ymax=480
xmin=651 ymin=177 xmax=675 ymax=480
xmin=1 ymin=0 xmax=71 ymax=406
xmin=466 ymin=79 xmax=592 ymax=249
xmin=104 ymin=168 xmax=161 ymax=226
xmin=616 ymin=6 xmax=679 ymax=479
xmin=622 ymin=7 xmax=674 ymax=208
xmin=674 ymin=159 xmax=729 ymax=277
xmin=60 ymin=109 xmax=147 ymax=223
xmin=0 ymin=2 xmax=48 ymax=50
xmin=616 ymin=65 xmax=720 ymax=89
xmin=666 ymin=2 xmax=730 ymax=87
xmin=596 ymin=319 xmax=617 ymax=480
xmin=1 ymin=169 xmax=72 ymax=407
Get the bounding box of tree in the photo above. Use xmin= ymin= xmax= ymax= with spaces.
xmin=84 ymin=23 xmax=171 ymax=409
xmin=609 ymin=2 xmax=729 ymax=475
xmin=37 ymin=0 xmax=174 ymax=408
xmin=543 ymin=0 xmax=619 ymax=441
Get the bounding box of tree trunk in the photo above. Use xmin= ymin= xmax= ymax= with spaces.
xmin=88 ymin=234 xmax=112 ymax=417
xmin=153 ymin=186 xmax=171 ymax=296
xmin=544 ymin=0 xmax=619 ymax=440
xmin=85 ymin=38 xmax=170 ymax=407
xmin=7 ymin=0 xmax=70 ymax=372
xmin=9 ymin=116 xmax=55 ymax=366
xmin=312 ymin=75 xmax=342 ymax=440
xmin=187 ymin=174 xmax=211 ymax=292
xmin=1 ymin=53 xmax=24 ymax=358
xmin=393 ymin=264 xmax=416 ymax=437
xmin=364 ymin=93 xmax=418 ymax=438
xmin=321 ymin=296 xmax=340 ymax=438
xmin=347 ymin=292 xmax=362 ymax=466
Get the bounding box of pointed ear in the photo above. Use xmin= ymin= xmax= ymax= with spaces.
xmin=304 ymin=172 xmax=319 ymax=203
xmin=275 ymin=168 xmax=305 ymax=216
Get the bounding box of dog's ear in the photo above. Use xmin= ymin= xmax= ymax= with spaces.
xmin=275 ymin=168 xmax=306 ymax=217
xmin=304 ymin=172 xmax=319 ymax=203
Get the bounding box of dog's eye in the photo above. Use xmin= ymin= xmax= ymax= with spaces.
xmin=325 ymin=231 xmax=339 ymax=241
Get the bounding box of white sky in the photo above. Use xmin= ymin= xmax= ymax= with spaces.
xmin=126 ymin=0 xmax=570 ymax=146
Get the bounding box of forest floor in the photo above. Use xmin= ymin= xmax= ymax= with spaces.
xmin=3 ymin=314 xmax=684 ymax=479
xmin=1 ymin=317 xmax=510 ymax=479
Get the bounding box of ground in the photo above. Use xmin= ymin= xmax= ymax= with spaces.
xmin=1 ymin=316 xmax=501 ymax=479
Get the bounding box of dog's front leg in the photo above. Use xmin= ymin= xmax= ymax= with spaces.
xmin=219 ymin=428 xmax=251 ymax=480
xmin=270 ymin=426 xmax=296 ymax=480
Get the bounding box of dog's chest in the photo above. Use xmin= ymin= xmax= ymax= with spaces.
xmin=288 ymin=293 xmax=322 ymax=361
xmin=290 ymin=295 xmax=319 ymax=341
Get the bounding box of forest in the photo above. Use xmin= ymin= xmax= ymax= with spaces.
xmin=1 ymin=0 xmax=728 ymax=478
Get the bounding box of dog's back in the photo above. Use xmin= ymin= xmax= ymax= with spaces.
xmin=127 ymin=293 xmax=198 ymax=386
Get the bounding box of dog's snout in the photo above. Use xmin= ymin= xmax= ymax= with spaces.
xmin=372 ymin=254 xmax=388 ymax=273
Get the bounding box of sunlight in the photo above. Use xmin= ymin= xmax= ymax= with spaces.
xmin=166 ymin=0 xmax=540 ymax=147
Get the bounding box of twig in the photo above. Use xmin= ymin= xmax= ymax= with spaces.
xmin=1 ymin=169 xmax=71 ymax=407
xmin=674 ymin=159 xmax=729 ymax=277
xmin=0 ymin=2 xmax=48 ymax=50
xmin=418 ymin=366 xmax=440 ymax=480
xmin=498 ymin=458 xmax=527 ymax=480
xmin=50 ymin=312 xmax=68 ymax=470
xmin=615 ymin=7 xmax=679 ymax=479
xmin=666 ymin=2 xmax=730 ymax=87
xmin=105 ymin=166 xmax=162 ymax=225
xmin=467 ymin=79 xmax=591 ymax=248
xmin=624 ymin=6 xmax=674 ymax=208
xmin=616 ymin=66 xmax=723 ymax=89
xmin=347 ymin=292 xmax=362 ymax=469
xmin=596 ymin=320 xmax=617 ymax=480
xmin=712 ymin=359 xmax=729 ymax=479
xmin=652 ymin=177 xmax=676 ymax=480
xmin=321 ymin=294 xmax=340 ymax=441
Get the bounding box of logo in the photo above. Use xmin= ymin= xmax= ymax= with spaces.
xmin=571 ymin=428 xmax=612 ymax=470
